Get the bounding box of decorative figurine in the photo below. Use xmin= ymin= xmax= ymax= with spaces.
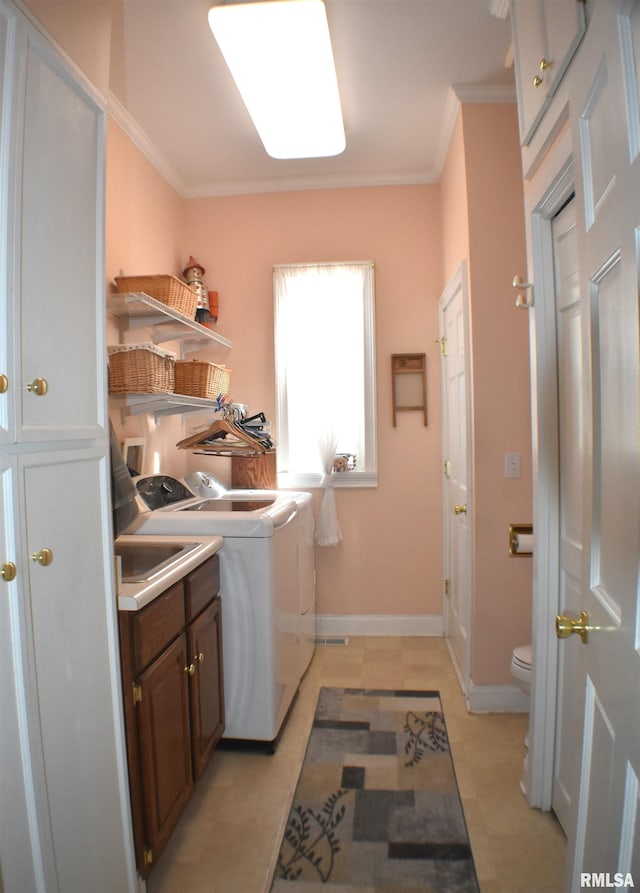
xmin=183 ymin=256 xmax=211 ymax=326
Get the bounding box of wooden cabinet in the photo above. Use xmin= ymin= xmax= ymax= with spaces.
xmin=119 ymin=554 xmax=224 ymax=876
xmin=511 ymin=0 xmax=586 ymax=144
xmin=0 ymin=2 xmax=137 ymax=890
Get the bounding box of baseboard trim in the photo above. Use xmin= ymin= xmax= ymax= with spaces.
xmin=316 ymin=614 xmax=443 ymax=637
xmin=467 ymin=682 xmax=530 ymax=713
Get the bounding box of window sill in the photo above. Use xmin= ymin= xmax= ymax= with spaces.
xmin=277 ymin=471 xmax=378 ymax=489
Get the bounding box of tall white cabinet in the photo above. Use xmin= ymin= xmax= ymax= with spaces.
xmin=0 ymin=3 xmax=136 ymax=891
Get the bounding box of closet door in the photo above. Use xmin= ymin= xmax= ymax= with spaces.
xmin=22 ymin=449 xmax=133 ymax=893
xmin=17 ymin=29 xmax=106 ymax=442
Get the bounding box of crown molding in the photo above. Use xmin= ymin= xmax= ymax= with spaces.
xmin=452 ymin=83 xmax=516 ymax=103
xmin=107 ymin=91 xmax=188 ymax=196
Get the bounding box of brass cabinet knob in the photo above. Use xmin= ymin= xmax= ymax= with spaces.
xmin=27 ymin=377 xmax=48 ymax=396
xmin=31 ymin=548 xmax=53 ymax=566
xmin=0 ymin=373 xmax=7 ymax=394
xmin=556 ymin=610 xmax=591 ymax=644
xmin=533 ymin=75 xmax=543 ymax=88
xmin=453 ymin=504 xmax=467 ymax=515
xmin=539 ymin=58 xmax=552 ymax=72
xmin=195 ymin=652 xmax=205 ymax=663
xmin=184 ymin=663 xmax=196 ymax=676
xmin=1 ymin=562 xmax=17 ymax=582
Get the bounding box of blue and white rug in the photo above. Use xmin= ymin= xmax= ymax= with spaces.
xmin=271 ymin=687 xmax=479 ymax=892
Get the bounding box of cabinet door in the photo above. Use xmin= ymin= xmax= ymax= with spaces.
xmin=137 ymin=634 xmax=194 ymax=861
xmin=0 ymin=1 xmax=17 ymax=443
xmin=0 ymin=455 xmax=47 ymax=891
xmin=22 ymin=448 xmax=134 ymax=892
xmin=512 ymin=0 xmax=586 ymax=145
xmin=188 ymin=599 xmax=225 ymax=779
xmin=17 ymin=29 xmax=106 ymax=442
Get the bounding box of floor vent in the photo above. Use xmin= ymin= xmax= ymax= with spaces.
xmin=313 ymin=636 xmax=349 ymax=646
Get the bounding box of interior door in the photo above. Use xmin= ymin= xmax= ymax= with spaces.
xmin=550 ymin=197 xmax=586 ymax=835
xmin=557 ymin=3 xmax=640 ymax=885
xmin=439 ymin=263 xmax=472 ymax=695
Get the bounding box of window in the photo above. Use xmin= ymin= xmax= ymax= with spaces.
xmin=274 ymin=261 xmax=377 ymax=488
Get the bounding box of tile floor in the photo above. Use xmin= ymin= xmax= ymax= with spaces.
xmin=147 ymin=637 xmax=566 ymax=893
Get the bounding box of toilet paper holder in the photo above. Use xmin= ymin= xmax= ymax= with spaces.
xmin=509 ymin=524 xmax=534 ymax=556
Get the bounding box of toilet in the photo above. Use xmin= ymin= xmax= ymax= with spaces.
xmin=510 ymin=643 xmax=532 ymax=695
xmin=511 ymin=644 xmax=533 ymax=796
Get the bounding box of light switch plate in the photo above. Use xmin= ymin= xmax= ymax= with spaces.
xmin=505 ymin=452 xmax=521 ymax=478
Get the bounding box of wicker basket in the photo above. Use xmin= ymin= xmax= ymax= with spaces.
xmin=114 ymin=274 xmax=198 ymax=319
xmin=108 ymin=343 xmax=175 ymax=394
xmin=174 ymin=360 xmax=231 ymax=400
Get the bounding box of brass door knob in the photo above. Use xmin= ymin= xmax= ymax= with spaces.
xmin=184 ymin=663 xmax=196 ymax=676
xmin=195 ymin=652 xmax=205 ymax=663
xmin=533 ymin=75 xmax=543 ymax=88
xmin=31 ymin=548 xmax=53 ymax=566
xmin=27 ymin=377 xmax=48 ymax=396
xmin=453 ymin=504 xmax=467 ymax=515
xmin=1 ymin=562 xmax=17 ymax=582
xmin=0 ymin=373 xmax=7 ymax=394
xmin=556 ymin=610 xmax=591 ymax=644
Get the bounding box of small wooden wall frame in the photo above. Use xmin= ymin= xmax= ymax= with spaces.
xmin=391 ymin=353 xmax=427 ymax=426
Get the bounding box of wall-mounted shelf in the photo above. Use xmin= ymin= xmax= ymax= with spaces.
xmin=115 ymin=391 xmax=223 ymax=423
xmin=107 ymin=292 xmax=231 ymax=354
xmin=107 ymin=292 xmax=232 ymax=422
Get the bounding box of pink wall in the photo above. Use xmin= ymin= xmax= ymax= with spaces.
xmin=440 ymin=103 xmax=532 ymax=686
xmin=105 ymin=120 xmax=190 ymax=479
xmin=180 ymin=187 xmax=445 ymax=617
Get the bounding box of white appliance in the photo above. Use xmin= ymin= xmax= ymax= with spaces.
xmin=129 ymin=472 xmax=315 ymax=743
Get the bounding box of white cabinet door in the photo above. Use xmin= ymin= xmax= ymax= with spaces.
xmin=16 ymin=29 xmax=107 ymax=442
xmin=20 ymin=449 xmax=134 ymax=893
xmin=512 ymin=0 xmax=586 ymax=145
xmin=0 ymin=1 xmax=17 ymax=443
xmin=0 ymin=455 xmax=47 ymax=893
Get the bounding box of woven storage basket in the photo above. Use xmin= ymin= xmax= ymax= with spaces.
xmin=174 ymin=360 xmax=231 ymax=400
xmin=108 ymin=343 xmax=175 ymax=394
xmin=114 ymin=274 xmax=198 ymax=319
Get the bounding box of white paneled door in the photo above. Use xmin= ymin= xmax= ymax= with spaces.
xmin=529 ymin=1 xmax=640 ymax=886
xmin=550 ymin=197 xmax=586 ymax=836
xmin=439 ymin=263 xmax=472 ymax=697
xmin=565 ymin=3 xmax=640 ymax=881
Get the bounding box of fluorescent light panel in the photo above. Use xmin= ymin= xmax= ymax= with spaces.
xmin=208 ymin=0 xmax=345 ymax=159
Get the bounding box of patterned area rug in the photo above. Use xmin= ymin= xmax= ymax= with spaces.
xmin=271 ymin=688 xmax=479 ymax=892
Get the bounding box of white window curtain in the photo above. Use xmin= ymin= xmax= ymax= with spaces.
xmin=274 ymin=262 xmax=372 ymax=546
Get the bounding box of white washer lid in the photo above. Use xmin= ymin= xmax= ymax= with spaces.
xmin=513 ymin=644 xmax=532 ymax=668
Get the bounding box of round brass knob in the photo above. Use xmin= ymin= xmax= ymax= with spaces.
xmin=453 ymin=504 xmax=467 ymax=515
xmin=533 ymin=75 xmax=543 ymax=88
xmin=31 ymin=548 xmax=53 ymax=567
xmin=184 ymin=663 xmax=196 ymax=676
xmin=27 ymin=377 xmax=48 ymax=397
xmin=1 ymin=562 xmax=17 ymax=582
xmin=539 ymin=58 xmax=552 ymax=72
xmin=196 ymin=652 xmax=205 ymax=663
xmin=556 ymin=610 xmax=591 ymax=644
xmin=0 ymin=373 xmax=7 ymax=394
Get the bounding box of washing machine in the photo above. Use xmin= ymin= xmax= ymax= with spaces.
xmin=129 ymin=472 xmax=315 ymax=742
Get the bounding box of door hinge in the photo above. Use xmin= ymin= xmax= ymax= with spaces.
xmin=132 ymin=682 xmax=142 ymax=706
xmin=443 ymin=459 xmax=451 ymax=478
xmin=444 ymin=578 xmax=450 ymax=597
xmin=440 ymin=337 xmax=448 ymax=356
xmin=143 ymin=847 xmax=153 ymax=867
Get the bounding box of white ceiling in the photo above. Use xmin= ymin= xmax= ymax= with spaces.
xmin=110 ymin=0 xmax=515 ymax=198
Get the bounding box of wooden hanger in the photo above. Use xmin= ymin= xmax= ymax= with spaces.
xmin=176 ymin=418 xmax=268 ymax=454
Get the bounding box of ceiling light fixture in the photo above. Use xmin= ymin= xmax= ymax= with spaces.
xmin=208 ymin=0 xmax=345 ymax=160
